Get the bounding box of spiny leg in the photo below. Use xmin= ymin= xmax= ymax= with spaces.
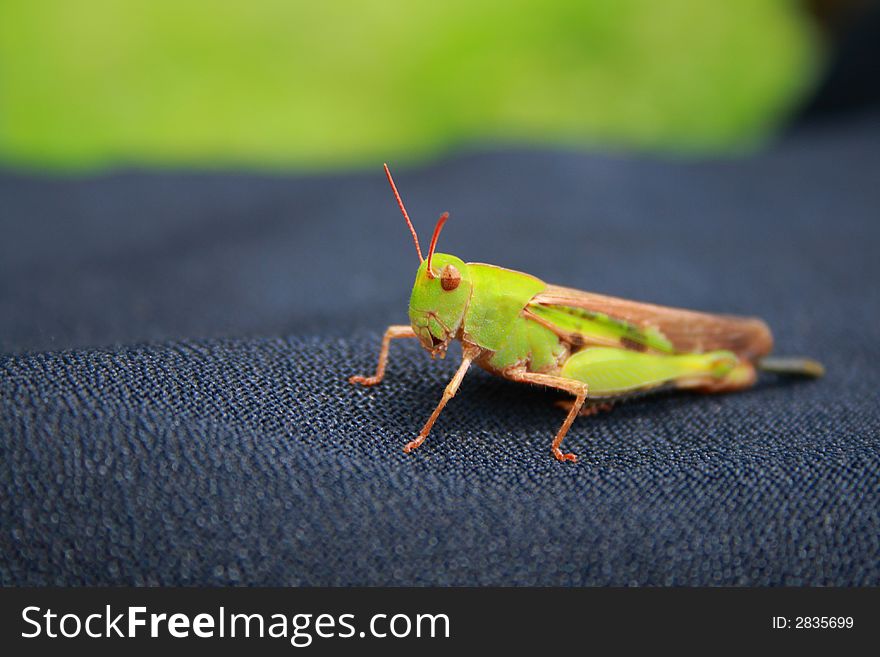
xmin=508 ymin=372 xmax=589 ymax=462
xmin=404 ymin=346 xmax=479 ymax=454
xmin=349 ymin=325 xmax=416 ymax=386
xmin=554 ymin=399 xmax=614 ymax=417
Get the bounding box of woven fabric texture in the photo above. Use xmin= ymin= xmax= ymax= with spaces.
xmin=1 ymin=115 xmax=879 ymax=585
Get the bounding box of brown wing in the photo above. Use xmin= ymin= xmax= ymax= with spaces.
xmin=532 ymin=284 xmax=773 ymax=360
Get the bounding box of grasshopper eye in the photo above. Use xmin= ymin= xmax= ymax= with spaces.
xmin=440 ymin=264 xmax=461 ymax=291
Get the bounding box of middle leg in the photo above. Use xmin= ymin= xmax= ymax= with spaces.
xmin=506 ymin=371 xmax=589 ymax=462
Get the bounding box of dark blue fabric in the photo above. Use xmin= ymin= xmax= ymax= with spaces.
xmin=2 ymin=114 xmax=879 ymax=585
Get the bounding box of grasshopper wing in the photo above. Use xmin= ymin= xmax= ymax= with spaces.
xmin=527 ymin=284 xmax=773 ymax=360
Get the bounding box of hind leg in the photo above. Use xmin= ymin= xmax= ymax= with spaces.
xmin=688 ymin=360 xmax=756 ymax=393
xmin=554 ymin=400 xmax=614 ymax=417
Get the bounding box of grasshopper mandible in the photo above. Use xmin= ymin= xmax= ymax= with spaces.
xmin=350 ymin=164 xmax=824 ymax=462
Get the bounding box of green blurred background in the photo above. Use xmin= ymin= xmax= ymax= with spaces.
xmin=0 ymin=0 xmax=825 ymax=170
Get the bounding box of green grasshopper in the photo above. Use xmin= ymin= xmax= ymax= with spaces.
xmin=350 ymin=164 xmax=824 ymax=462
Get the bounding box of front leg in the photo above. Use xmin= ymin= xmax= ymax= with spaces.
xmin=506 ymin=371 xmax=589 ymax=462
xmin=404 ymin=345 xmax=480 ymax=454
xmin=349 ymin=325 xmax=416 ymax=386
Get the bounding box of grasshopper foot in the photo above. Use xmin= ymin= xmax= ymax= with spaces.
xmin=403 ymin=435 xmax=427 ymax=453
xmin=552 ymin=447 xmax=578 ymax=463
xmin=554 ymin=400 xmax=613 ymax=417
xmin=349 ymin=374 xmax=381 ymax=386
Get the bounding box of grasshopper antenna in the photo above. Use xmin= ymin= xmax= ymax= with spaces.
xmin=425 ymin=212 xmax=449 ymax=279
xmin=383 ymin=163 xmax=423 ymax=263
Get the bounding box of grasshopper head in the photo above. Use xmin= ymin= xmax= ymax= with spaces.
xmin=408 ymin=253 xmax=471 ymax=358
xmin=382 ymin=164 xmax=471 ymax=358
